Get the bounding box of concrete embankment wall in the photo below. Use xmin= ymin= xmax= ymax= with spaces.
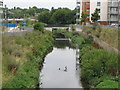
xmin=79 ymin=31 xmax=120 ymax=55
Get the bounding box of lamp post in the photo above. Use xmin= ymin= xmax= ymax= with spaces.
xmin=4 ymin=5 xmax=8 ymax=28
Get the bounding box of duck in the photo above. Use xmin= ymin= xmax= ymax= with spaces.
xmin=58 ymin=68 xmax=60 ymax=70
xmin=64 ymin=66 xmax=67 ymax=71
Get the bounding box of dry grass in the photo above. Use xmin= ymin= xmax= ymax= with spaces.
xmin=82 ymin=26 xmax=119 ymax=50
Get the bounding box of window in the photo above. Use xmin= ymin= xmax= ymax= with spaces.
xmin=97 ymin=2 xmax=101 ymax=6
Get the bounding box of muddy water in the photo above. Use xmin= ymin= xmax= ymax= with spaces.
xmin=39 ymin=40 xmax=83 ymax=88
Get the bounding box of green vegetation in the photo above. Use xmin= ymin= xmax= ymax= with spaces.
xmin=33 ymin=22 xmax=44 ymax=32
xmin=80 ymin=47 xmax=118 ymax=87
xmin=38 ymin=8 xmax=76 ymax=24
xmin=38 ymin=11 xmax=51 ymax=24
xmin=56 ymin=29 xmax=119 ymax=88
xmin=91 ymin=8 xmax=100 ymax=22
xmin=81 ymin=11 xmax=88 ymax=25
xmin=77 ymin=35 xmax=119 ymax=88
xmin=70 ymin=24 xmax=76 ymax=32
xmin=7 ymin=6 xmax=49 ymax=18
xmin=82 ymin=26 xmax=119 ymax=50
xmin=96 ymin=80 xmax=118 ymax=88
xmin=2 ymin=30 xmax=53 ymax=88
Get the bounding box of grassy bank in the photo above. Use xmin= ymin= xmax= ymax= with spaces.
xmin=54 ymin=29 xmax=119 ymax=88
xmin=2 ymin=30 xmax=54 ymax=88
xmin=82 ymin=26 xmax=119 ymax=50
xmin=72 ymin=33 xmax=119 ymax=88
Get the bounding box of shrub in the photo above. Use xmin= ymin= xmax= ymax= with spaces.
xmin=81 ymin=49 xmax=118 ymax=82
xmin=33 ymin=22 xmax=44 ymax=32
xmin=96 ymin=80 xmax=118 ymax=88
xmin=2 ymin=30 xmax=54 ymax=88
xmin=71 ymin=36 xmax=85 ymax=46
xmin=70 ymin=24 xmax=75 ymax=32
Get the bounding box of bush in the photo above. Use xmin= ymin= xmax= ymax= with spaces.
xmin=81 ymin=49 xmax=118 ymax=83
xmin=33 ymin=22 xmax=44 ymax=32
xmin=70 ymin=24 xmax=75 ymax=32
xmin=2 ymin=30 xmax=54 ymax=88
xmin=71 ymin=36 xmax=85 ymax=46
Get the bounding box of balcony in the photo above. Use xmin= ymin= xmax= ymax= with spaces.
xmin=108 ymin=11 xmax=119 ymax=14
xmin=76 ymin=13 xmax=80 ymax=16
xmin=77 ymin=2 xmax=80 ymax=4
xmin=108 ymin=3 xmax=118 ymax=7
xmin=108 ymin=18 xmax=118 ymax=21
xmin=0 ymin=1 xmax=3 ymax=7
xmin=77 ymin=0 xmax=80 ymax=4
xmin=76 ymin=6 xmax=80 ymax=10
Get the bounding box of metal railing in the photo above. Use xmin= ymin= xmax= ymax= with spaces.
xmin=108 ymin=3 xmax=118 ymax=7
xmin=108 ymin=18 xmax=118 ymax=21
xmin=108 ymin=11 xmax=119 ymax=14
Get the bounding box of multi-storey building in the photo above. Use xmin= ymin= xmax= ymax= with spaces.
xmin=0 ymin=0 xmax=3 ymax=23
xmin=76 ymin=0 xmax=81 ymax=24
xmin=108 ymin=0 xmax=119 ymax=24
xmin=76 ymin=0 xmax=119 ymax=25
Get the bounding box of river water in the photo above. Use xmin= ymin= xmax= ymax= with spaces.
xmin=39 ymin=40 xmax=83 ymax=88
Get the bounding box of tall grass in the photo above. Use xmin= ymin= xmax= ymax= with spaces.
xmin=2 ymin=30 xmax=54 ymax=88
xmin=82 ymin=26 xmax=119 ymax=50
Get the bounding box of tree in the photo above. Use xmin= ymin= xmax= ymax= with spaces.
xmin=38 ymin=11 xmax=51 ymax=24
xmin=91 ymin=8 xmax=100 ymax=30
xmin=91 ymin=8 xmax=100 ymax=22
xmin=27 ymin=8 xmax=36 ymax=16
xmin=51 ymin=9 xmax=72 ymax=24
xmin=81 ymin=12 xmax=88 ymax=25
xmin=51 ymin=7 xmax=56 ymax=14
xmin=81 ymin=11 xmax=88 ymax=25
xmin=33 ymin=22 xmax=44 ymax=32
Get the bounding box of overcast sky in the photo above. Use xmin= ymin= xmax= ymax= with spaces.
xmin=3 ymin=0 xmax=76 ymax=10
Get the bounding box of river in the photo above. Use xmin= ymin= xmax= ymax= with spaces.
xmin=39 ymin=40 xmax=83 ymax=88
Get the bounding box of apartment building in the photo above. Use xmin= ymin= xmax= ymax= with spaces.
xmin=108 ymin=0 xmax=119 ymax=24
xmin=0 ymin=0 xmax=3 ymax=23
xmin=76 ymin=0 xmax=119 ymax=25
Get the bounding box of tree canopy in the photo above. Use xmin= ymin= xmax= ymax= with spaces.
xmin=91 ymin=8 xmax=100 ymax=22
xmin=81 ymin=11 xmax=88 ymax=24
xmin=38 ymin=8 xmax=76 ymax=24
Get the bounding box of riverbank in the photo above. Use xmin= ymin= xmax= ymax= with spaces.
xmin=2 ymin=30 xmax=54 ymax=88
xmin=54 ymin=29 xmax=119 ymax=88
xmin=70 ymin=32 xmax=119 ymax=88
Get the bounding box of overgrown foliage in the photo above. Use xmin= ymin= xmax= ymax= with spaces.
xmin=79 ymin=37 xmax=119 ymax=88
xmin=82 ymin=26 xmax=119 ymax=49
xmin=38 ymin=8 xmax=76 ymax=24
xmin=2 ymin=30 xmax=53 ymax=88
xmin=7 ymin=6 xmax=49 ymax=18
xmin=33 ymin=22 xmax=44 ymax=32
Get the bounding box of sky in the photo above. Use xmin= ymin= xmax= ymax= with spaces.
xmin=3 ymin=0 xmax=76 ymax=10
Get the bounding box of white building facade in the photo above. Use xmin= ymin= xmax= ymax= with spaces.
xmin=76 ymin=0 xmax=119 ymax=25
xmin=0 ymin=0 xmax=3 ymax=24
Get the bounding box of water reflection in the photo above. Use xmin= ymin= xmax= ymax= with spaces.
xmin=40 ymin=40 xmax=83 ymax=88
